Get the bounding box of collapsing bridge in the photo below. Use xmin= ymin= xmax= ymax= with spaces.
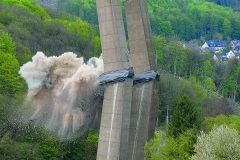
xmin=96 ymin=0 xmax=159 ymax=159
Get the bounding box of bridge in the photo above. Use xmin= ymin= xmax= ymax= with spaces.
xmin=96 ymin=0 xmax=158 ymax=159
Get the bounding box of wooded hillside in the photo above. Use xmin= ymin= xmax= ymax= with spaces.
xmin=0 ymin=0 xmax=239 ymax=159
xmin=51 ymin=0 xmax=240 ymax=41
xmin=0 ymin=0 xmax=101 ymax=65
xmin=0 ymin=1 xmax=100 ymax=159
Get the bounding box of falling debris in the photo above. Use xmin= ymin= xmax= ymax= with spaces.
xmin=19 ymin=52 xmax=104 ymax=139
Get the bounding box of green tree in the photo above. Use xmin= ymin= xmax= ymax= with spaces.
xmin=153 ymin=36 xmax=167 ymax=67
xmin=168 ymin=94 xmax=201 ymax=138
xmin=221 ymin=60 xmax=240 ymax=100
xmin=181 ymin=17 xmax=196 ymax=40
xmin=83 ymin=130 xmax=99 ymax=160
xmin=204 ymin=114 xmax=240 ymax=132
xmin=0 ymin=132 xmax=38 ymax=160
xmin=151 ymin=17 xmax=173 ymax=36
xmin=0 ymin=30 xmax=24 ymax=98
xmin=232 ymin=18 xmax=240 ymax=39
xmin=223 ymin=19 xmax=232 ymax=39
xmin=0 ymin=10 xmax=17 ymax=26
xmin=1 ymin=0 xmax=50 ymax=18
xmin=57 ymin=0 xmax=98 ymax=24
xmin=145 ymin=130 xmax=197 ymax=160
xmin=162 ymin=40 xmax=187 ymax=76
xmin=0 ymin=30 xmax=16 ymax=55
xmin=201 ymin=60 xmax=213 ymax=81
xmin=205 ymin=77 xmax=216 ymax=91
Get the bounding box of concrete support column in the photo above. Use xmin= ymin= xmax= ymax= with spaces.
xmin=127 ymin=82 xmax=158 ymax=159
xmin=96 ymin=0 xmax=130 ymax=72
xmin=96 ymin=0 xmax=133 ymax=159
xmin=97 ymin=81 xmax=133 ymax=160
xmin=124 ymin=0 xmax=159 ymax=159
xmin=125 ymin=0 xmax=156 ymax=74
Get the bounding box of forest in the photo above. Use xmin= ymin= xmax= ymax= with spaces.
xmin=54 ymin=0 xmax=240 ymax=41
xmin=0 ymin=0 xmax=240 ymax=159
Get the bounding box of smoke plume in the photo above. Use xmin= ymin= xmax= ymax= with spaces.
xmin=19 ymin=52 xmax=104 ymax=138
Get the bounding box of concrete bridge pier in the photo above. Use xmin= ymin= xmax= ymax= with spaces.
xmin=127 ymin=82 xmax=158 ymax=159
xmin=96 ymin=0 xmax=133 ymax=159
xmin=125 ymin=0 xmax=159 ymax=159
xmin=96 ymin=0 xmax=158 ymax=159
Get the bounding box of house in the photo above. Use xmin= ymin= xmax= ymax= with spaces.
xmin=230 ymin=40 xmax=240 ymax=48
xmin=214 ymin=50 xmax=240 ymax=62
xmin=185 ymin=41 xmax=199 ymax=48
xmin=184 ymin=41 xmax=203 ymax=52
xmin=226 ymin=50 xmax=235 ymax=59
xmin=234 ymin=44 xmax=240 ymax=52
xmin=222 ymin=55 xmax=228 ymax=61
xmin=202 ymin=40 xmax=227 ymax=53
xmin=213 ymin=53 xmax=228 ymax=62
xmin=213 ymin=54 xmax=219 ymax=62
xmin=234 ymin=52 xmax=240 ymax=59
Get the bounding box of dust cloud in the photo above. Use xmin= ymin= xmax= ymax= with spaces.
xmin=19 ymin=52 xmax=104 ymax=138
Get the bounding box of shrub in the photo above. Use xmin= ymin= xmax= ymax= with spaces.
xmin=191 ymin=125 xmax=240 ymax=160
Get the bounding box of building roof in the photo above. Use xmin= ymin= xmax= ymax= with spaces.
xmin=205 ymin=40 xmax=227 ymax=47
xmin=213 ymin=53 xmax=228 ymax=61
xmin=234 ymin=52 xmax=240 ymax=57
xmin=214 ymin=53 xmax=226 ymax=58
xmin=230 ymin=40 xmax=240 ymax=46
xmin=234 ymin=44 xmax=240 ymax=51
xmin=185 ymin=41 xmax=199 ymax=48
